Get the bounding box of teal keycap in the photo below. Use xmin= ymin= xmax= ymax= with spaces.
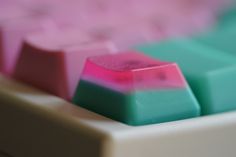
xmin=217 ymin=4 xmax=236 ymax=27
xmin=136 ymin=39 xmax=236 ymax=115
xmin=193 ymin=20 xmax=236 ymax=56
xmin=193 ymin=4 xmax=236 ymax=50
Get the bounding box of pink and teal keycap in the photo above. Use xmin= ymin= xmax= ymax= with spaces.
xmin=13 ymin=29 xmax=117 ymax=100
xmin=73 ymin=52 xmax=200 ymax=126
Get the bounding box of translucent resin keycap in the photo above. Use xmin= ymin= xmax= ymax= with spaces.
xmin=13 ymin=29 xmax=117 ymax=100
xmin=73 ymin=52 xmax=200 ymax=126
xmin=136 ymin=39 xmax=236 ymax=115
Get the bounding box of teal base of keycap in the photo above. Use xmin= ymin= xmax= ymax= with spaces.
xmin=136 ymin=39 xmax=236 ymax=115
xmin=73 ymin=80 xmax=200 ymax=126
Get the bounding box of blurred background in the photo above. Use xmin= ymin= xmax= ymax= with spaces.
xmin=0 ymin=0 xmax=234 ymax=50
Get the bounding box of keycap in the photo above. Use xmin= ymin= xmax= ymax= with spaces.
xmin=13 ymin=29 xmax=117 ymax=100
xmin=73 ymin=52 xmax=200 ymax=125
xmin=1 ymin=73 xmax=236 ymax=157
xmin=136 ymin=39 xmax=236 ymax=115
xmin=194 ymin=19 xmax=236 ymax=55
xmin=0 ymin=14 xmax=58 ymax=75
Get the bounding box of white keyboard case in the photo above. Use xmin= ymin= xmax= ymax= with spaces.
xmin=0 ymin=75 xmax=236 ymax=157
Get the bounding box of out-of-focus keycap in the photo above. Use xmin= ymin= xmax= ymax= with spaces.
xmin=73 ymin=52 xmax=200 ymax=125
xmin=136 ymin=39 xmax=236 ymax=115
xmin=13 ymin=29 xmax=117 ymax=100
xmin=194 ymin=18 xmax=236 ymax=55
xmin=0 ymin=11 xmax=60 ymax=75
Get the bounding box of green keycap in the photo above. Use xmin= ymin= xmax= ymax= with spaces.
xmin=136 ymin=39 xmax=236 ymax=115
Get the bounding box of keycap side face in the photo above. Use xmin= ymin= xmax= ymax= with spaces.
xmin=204 ymin=66 xmax=236 ymax=114
xmin=14 ymin=43 xmax=69 ymax=99
xmin=74 ymin=78 xmax=200 ymax=126
xmin=132 ymin=87 xmax=200 ymax=125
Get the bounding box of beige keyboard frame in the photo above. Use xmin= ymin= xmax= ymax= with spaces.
xmin=0 ymin=75 xmax=236 ymax=157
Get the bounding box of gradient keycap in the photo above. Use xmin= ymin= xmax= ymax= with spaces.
xmin=73 ymin=52 xmax=200 ymax=126
xmin=13 ymin=30 xmax=117 ymax=100
xmin=136 ymin=39 xmax=236 ymax=115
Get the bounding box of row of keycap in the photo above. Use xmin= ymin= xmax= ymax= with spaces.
xmin=0 ymin=0 xmax=229 ymax=75
xmin=1 ymin=0 xmax=235 ymax=126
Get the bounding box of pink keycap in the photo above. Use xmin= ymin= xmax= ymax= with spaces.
xmin=81 ymin=52 xmax=186 ymax=92
xmin=13 ymin=29 xmax=117 ymax=100
xmin=0 ymin=14 xmax=59 ymax=75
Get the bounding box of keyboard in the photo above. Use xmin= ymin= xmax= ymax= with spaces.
xmin=1 ymin=0 xmax=236 ymax=157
